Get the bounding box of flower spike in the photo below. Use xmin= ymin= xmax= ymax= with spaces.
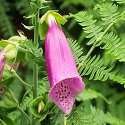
xmin=45 ymin=14 xmax=85 ymax=114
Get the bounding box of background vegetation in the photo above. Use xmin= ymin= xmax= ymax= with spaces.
xmin=0 ymin=0 xmax=125 ymax=125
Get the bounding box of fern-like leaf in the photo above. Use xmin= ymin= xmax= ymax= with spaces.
xmin=67 ymin=103 xmax=96 ymax=125
xmin=68 ymin=38 xmax=84 ymax=65
xmin=47 ymin=105 xmax=64 ymax=125
xmin=20 ymin=39 xmax=43 ymax=66
xmin=112 ymin=0 xmax=125 ymax=4
xmin=98 ymin=32 xmax=125 ymax=62
xmin=8 ymin=79 xmax=48 ymax=121
xmin=77 ymin=89 xmax=111 ymax=104
xmin=79 ymin=55 xmax=125 ymax=84
xmin=99 ymin=3 xmax=120 ymax=25
xmin=91 ymin=106 xmax=125 ymax=125
xmin=72 ymin=11 xmax=102 ymax=45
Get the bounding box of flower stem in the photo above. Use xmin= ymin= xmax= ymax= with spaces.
xmin=32 ymin=5 xmax=39 ymax=125
xmin=17 ymin=105 xmax=32 ymax=124
xmin=15 ymin=72 xmax=32 ymax=89
xmin=64 ymin=115 xmax=67 ymax=125
xmin=33 ymin=11 xmax=39 ymax=102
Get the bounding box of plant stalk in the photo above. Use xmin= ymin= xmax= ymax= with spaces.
xmin=64 ymin=115 xmax=67 ymax=125
xmin=15 ymin=72 xmax=32 ymax=89
xmin=32 ymin=5 xmax=39 ymax=125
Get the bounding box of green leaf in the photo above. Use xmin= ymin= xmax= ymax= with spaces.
xmin=0 ymin=40 xmax=10 ymax=47
xmin=1 ymin=87 xmax=18 ymax=109
xmin=30 ymin=2 xmax=39 ymax=15
xmin=21 ymin=23 xmax=34 ymax=30
xmin=77 ymin=89 xmax=111 ymax=104
xmin=15 ymin=50 xmax=26 ymax=62
xmin=99 ymin=3 xmax=119 ymax=25
xmin=0 ymin=77 xmax=14 ymax=87
xmin=72 ymin=11 xmax=102 ymax=45
xmin=67 ymin=103 xmax=96 ymax=125
xmin=38 ymin=21 xmax=48 ymax=40
xmin=3 ymin=116 xmax=16 ymax=125
xmin=20 ymin=39 xmax=43 ymax=66
xmin=79 ymin=55 xmax=125 ymax=84
xmin=91 ymin=106 xmax=125 ymax=125
xmin=24 ymin=13 xmax=36 ymax=19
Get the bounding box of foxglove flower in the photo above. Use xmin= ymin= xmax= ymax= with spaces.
xmin=45 ymin=15 xmax=85 ymax=114
xmin=0 ymin=50 xmax=5 ymax=95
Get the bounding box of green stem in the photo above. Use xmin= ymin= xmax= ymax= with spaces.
xmin=64 ymin=115 xmax=67 ymax=125
xmin=17 ymin=105 xmax=32 ymax=124
xmin=32 ymin=6 xmax=39 ymax=125
xmin=15 ymin=72 xmax=32 ymax=89
xmin=17 ymin=46 xmax=30 ymax=54
xmin=78 ymin=21 xmax=115 ymax=70
xmin=33 ymin=12 xmax=39 ymax=100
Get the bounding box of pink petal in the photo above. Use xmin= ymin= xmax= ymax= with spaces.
xmin=0 ymin=50 xmax=5 ymax=78
xmin=49 ymin=77 xmax=84 ymax=114
xmin=45 ymin=16 xmax=85 ymax=114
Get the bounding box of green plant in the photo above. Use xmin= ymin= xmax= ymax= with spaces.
xmin=0 ymin=0 xmax=125 ymax=125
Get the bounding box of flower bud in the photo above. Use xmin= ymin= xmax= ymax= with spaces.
xmin=38 ymin=101 xmax=45 ymax=113
xmin=4 ymin=44 xmax=17 ymax=61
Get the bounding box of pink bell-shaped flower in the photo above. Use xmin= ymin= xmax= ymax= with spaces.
xmin=45 ymin=15 xmax=85 ymax=114
xmin=0 ymin=50 xmax=5 ymax=95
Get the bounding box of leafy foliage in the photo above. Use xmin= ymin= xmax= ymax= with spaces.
xmin=20 ymin=39 xmax=44 ymax=66
xmin=98 ymin=32 xmax=125 ymax=62
xmin=71 ymin=11 xmax=103 ymax=45
xmin=1 ymin=0 xmax=125 ymax=125
xmin=77 ymin=89 xmax=111 ymax=104
xmin=67 ymin=104 xmax=96 ymax=125
xmin=68 ymin=38 xmax=84 ymax=65
xmin=112 ymin=0 xmax=125 ymax=4
xmin=67 ymin=103 xmax=125 ymax=125
xmin=91 ymin=106 xmax=125 ymax=125
xmin=99 ymin=3 xmax=120 ymax=25
xmin=8 ymin=81 xmax=48 ymax=122
xmin=0 ymin=0 xmax=15 ymax=38
xmin=47 ymin=105 xmax=64 ymax=125
xmin=79 ymin=55 xmax=125 ymax=84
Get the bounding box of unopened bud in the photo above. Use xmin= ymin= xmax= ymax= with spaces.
xmin=4 ymin=44 xmax=17 ymax=61
xmin=38 ymin=101 xmax=45 ymax=113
